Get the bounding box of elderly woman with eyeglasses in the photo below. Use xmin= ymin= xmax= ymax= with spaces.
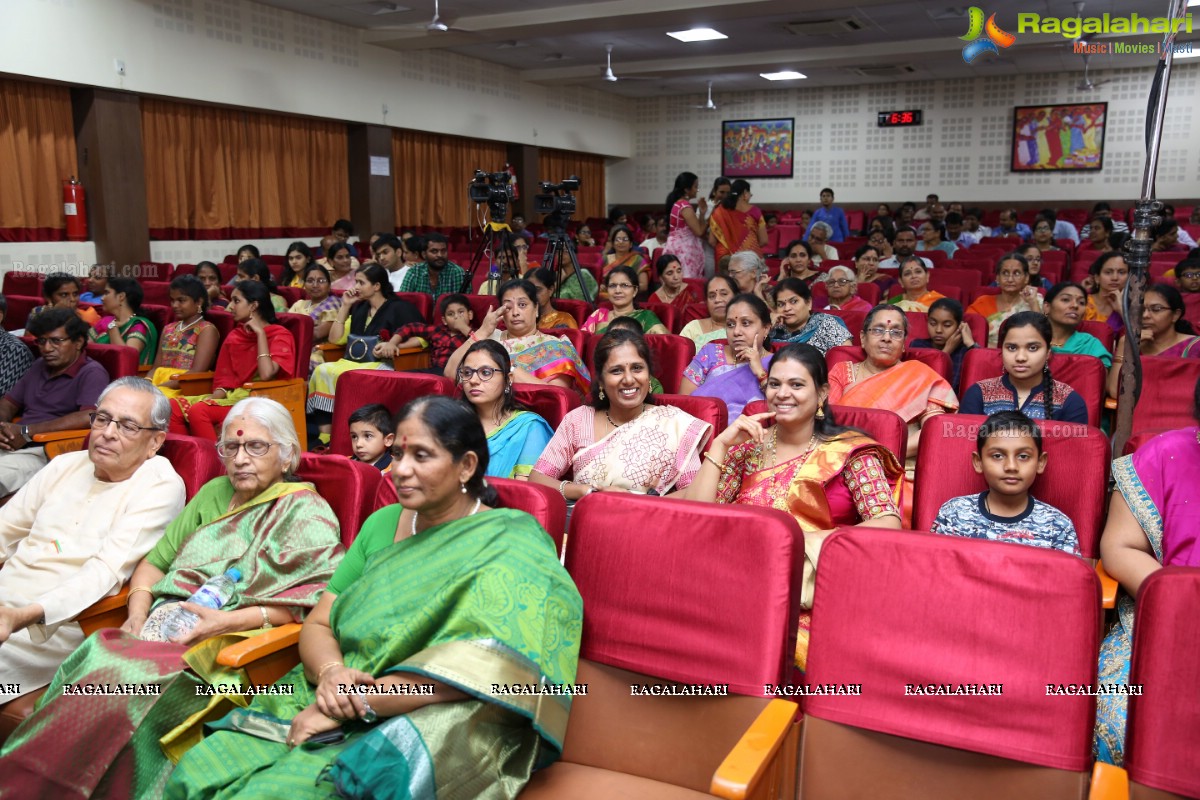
xmin=828 ymin=305 xmax=959 ymax=517
xmin=0 ymin=397 xmax=343 ymax=799
xmin=806 ymin=221 xmax=839 ymax=264
xmin=823 ymin=266 xmax=872 ymax=314
xmin=457 ymin=339 xmax=553 ymax=479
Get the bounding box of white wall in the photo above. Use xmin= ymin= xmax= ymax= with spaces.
xmin=0 ymin=0 xmax=630 ymax=158
xmin=608 ymin=63 xmax=1200 ymax=207
xmin=0 ymin=242 xmax=98 ymax=288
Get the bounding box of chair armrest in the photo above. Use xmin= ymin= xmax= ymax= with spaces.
xmin=710 ymin=699 xmax=800 ymax=800
xmin=138 ymin=364 xmax=153 ymax=374
xmin=1088 ymin=761 xmax=1128 ymax=800
xmin=32 ymin=429 xmax=89 ymax=459
xmin=174 ymin=371 xmax=215 ymax=396
xmin=1097 ymin=560 xmax=1118 ymax=610
xmin=31 ymin=429 xmax=88 ymax=443
xmin=243 ymin=378 xmax=302 ymax=391
xmin=392 ymin=345 xmax=430 ymax=371
xmin=318 ymin=343 xmax=344 ymax=362
xmin=77 ymin=584 xmax=130 ymax=636
xmin=216 ymin=623 xmax=302 ymax=668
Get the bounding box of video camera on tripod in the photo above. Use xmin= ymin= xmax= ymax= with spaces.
xmin=468 ymin=169 xmax=514 ymax=223
xmin=534 ymin=175 xmax=580 ymax=232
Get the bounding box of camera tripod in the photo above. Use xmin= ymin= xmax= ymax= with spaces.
xmin=542 ymin=231 xmax=595 ymax=307
xmin=461 ymin=220 xmax=523 ymax=295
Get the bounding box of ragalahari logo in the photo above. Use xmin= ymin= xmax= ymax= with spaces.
xmin=960 ymin=7 xmax=1016 ymax=63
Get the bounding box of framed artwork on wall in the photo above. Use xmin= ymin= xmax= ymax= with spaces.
xmin=1011 ymin=102 xmax=1106 ymax=172
xmin=721 ymin=118 xmax=794 ymax=178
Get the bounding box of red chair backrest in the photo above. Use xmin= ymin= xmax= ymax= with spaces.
xmin=85 ymin=343 xmax=139 ymax=379
xmin=805 ymin=527 xmax=1100 ymax=770
xmin=141 ymin=282 xmax=172 ymax=306
xmin=551 ymin=298 xmax=590 ymax=327
xmin=203 ymin=309 xmax=236 ymax=343
xmin=1 ymin=294 xmax=40 ymax=331
xmin=160 ymin=433 xmax=226 ymax=500
xmin=1076 ymin=321 xmax=1115 ymax=353
xmin=458 ymin=294 xmax=494 ymax=326
xmin=823 ymin=308 xmax=867 ymax=338
xmin=927 ymin=269 xmax=982 ymax=296
xmin=655 ymin=393 xmax=727 ymax=438
xmin=681 ymin=301 xmax=708 ymax=325
xmin=912 ymin=414 xmax=1109 ymax=558
xmin=512 ymin=384 xmax=579 ymax=431
xmin=826 ymin=345 xmax=954 ymax=386
xmin=295 ymin=453 xmax=391 ymax=546
xmin=1128 ymin=355 xmax=1200 ymax=434
xmin=963 ymin=312 xmax=988 ymax=346
xmin=490 ymin=477 xmax=566 ymax=553
xmin=567 ymin=493 xmax=803 ymax=691
xmin=903 ymin=311 xmax=927 ymax=345
xmin=273 ymin=312 xmax=314 ymax=379
xmin=1 ymin=272 xmax=40 ymax=296
xmin=329 ymin=370 xmax=457 ymax=457
xmin=388 ymin=292 xmax=431 ymax=323
xmin=277 ymin=286 xmax=304 ymax=308
xmin=140 ymin=304 xmax=170 ymax=342
xmin=1124 ymin=567 xmax=1200 ymax=799
xmin=641 ymin=301 xmax=679 ymax=335
xmin=958 ymin=348 xmax=1106 ymax=425
xmin=1183 ymin=292 xmax=1200 ymax=333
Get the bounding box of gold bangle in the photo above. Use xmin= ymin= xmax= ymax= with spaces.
xmin=257 ymin=352 xmax=271 ymax=359
xmin=126 ymin=586 xmax=154 ymax=603
xmin=316 ymin=661 xmax=344 ymax=681
xmin=258 ymin=605 xmax=272 ymax=630
xmin=703 ymin=452 xmax=729 ymax=473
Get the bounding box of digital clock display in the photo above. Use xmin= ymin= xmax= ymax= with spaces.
xmin=877 ymin=110 xmax=923 ymax=127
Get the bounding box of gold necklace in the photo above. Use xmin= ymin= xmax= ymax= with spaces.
xmin=763 ymin=427 xmax=818 ymax=470
xmin=606 ymin=403 xmax=645 ymax=429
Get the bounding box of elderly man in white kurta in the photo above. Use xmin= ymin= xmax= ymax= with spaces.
xmin=0 ymin=377 xmax=184 ymax=702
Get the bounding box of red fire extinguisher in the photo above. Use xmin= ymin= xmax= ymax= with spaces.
xmin=64 ymin=176 xmax=87 ymax=242
xmin=505 ymin=162 xmax=519 ymax=200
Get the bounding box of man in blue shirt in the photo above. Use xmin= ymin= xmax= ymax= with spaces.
xmin=804 ymin=187 xmax=850 ymax=242
xmin=994 ymin=208 xmax=1032 ymax=242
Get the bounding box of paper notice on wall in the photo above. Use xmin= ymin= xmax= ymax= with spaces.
xmin=370 ymin=156 xmax=390 ymax=177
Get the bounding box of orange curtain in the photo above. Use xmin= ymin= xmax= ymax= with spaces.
xmin=392 ymin=130 xmax=506 ymax=229
xmin=538 ymin=149 xmax=605 ymax=223
xmin=0 ymin=78 xmax=78 ymax=241
xmin=142 ymin=99 xmax=348 ymax=239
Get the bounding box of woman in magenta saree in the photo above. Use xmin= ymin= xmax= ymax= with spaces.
xmin=1094 ymin=406 xmax=1200 ymax=765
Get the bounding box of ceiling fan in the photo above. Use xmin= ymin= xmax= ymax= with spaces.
xmin=424 ymin=0 xmax=469 ymax=33
xmin=1076 ymin=53 xmax=1114 ymax=91
xmin=1062 ymin=2 xmax=1112 ymax=90
xmin=690 ymin=81 xmax=720 ymax=110
xmin=600 ymin=44 xmax=654 ymax=82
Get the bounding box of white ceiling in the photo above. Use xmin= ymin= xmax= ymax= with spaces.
xmin=254 ymin=0 xmax=1198 ymax=98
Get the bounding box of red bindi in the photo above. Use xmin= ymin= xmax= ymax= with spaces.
xmin=236 ymin=429 xmax=244 ymax=437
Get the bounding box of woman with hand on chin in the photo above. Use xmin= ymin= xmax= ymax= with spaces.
xmin=680 ymin=293 xmax=774 ymax=420
xmin=684 ymin=343 xmax=903 ymax=669
xmin=779 ymin=240 xmax=821 ymax=285
xmin=767 ymin=278 xmax=852 ymax=353
xmin=443 ymin=279 xmax=590 ymax=394
xmin=169 ymin=281 xmax=296 ymax=440
xmin=1084 ymin=252 xmax=1130 ymax=336
xmin=457 ymin=339 xmax=553 ymax=479
xmin=531 ymin=329 xmax=711 ymax=500
xmin=166 ymin=397 xmax=582 ymax=799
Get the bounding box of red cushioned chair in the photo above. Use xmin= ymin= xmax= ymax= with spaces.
xmin=395 ymin=292 xmax=434 ymax=322
xmin=513 ymin=383 xmax=580 ymax=431
xmin=912 ymin=414 xmax=1109 ymax=559
xmin=160 ymin=434 xmax=226 ymax=500
xmin=928 ymin=268 xmax=983 ymax=296
xmin=682 ymin=301 xmax=708 ymax=325
xmin=656 ymin=393 xmax=727 ymax=438
xmin=824 ymin=308 xmax=868 ymax=338
xmin=904 ymin=311 xmax=928 ymax=345
xmin=957 ymin=348 xmax=1106 ymax=426
xmin=743 ymin=400 xmax=907 ymax=467
xmin=1077 ymin=321 xmax=1116 ymax=354
xmin=1091 ymin=567 xmax=1200 ymax=800
xmin=552 ymin=298 xmax=591 ymax=328
xmin=295 ymin=453 xmax=392 ymax=547
xmin=140 ymin=303 xmax=171 ymax=343
xmin=492 ymin=477 xmax=566 ymax=554
xmin=329 ymin=370 xmax=457 ymax=457
xmin=826 ymin=345 xmax=954 ymax=386
xmin=801 ymin=527 xmax=1101 ymax=799
xmin=642 ymin=301 xmax=680 ymax=335
xmin=520 ymin=493 xmax=802 ymax=799
xmin=1 ymin=272 xmax=40 ymax=296
xmin=2 ymin=295 xmax=41 ymax=331
xmin=203 ymin=308 xmax=236 ymax=342
xmin=1118 ymin=355 xmax=1200 ymax=436
xmin=140 ymin=281 xmax=172 ymax=306
xmin=459 ymin=293 xmax=496 ymax=325
xmin=583 ymin=332 xmax=696 ymax=395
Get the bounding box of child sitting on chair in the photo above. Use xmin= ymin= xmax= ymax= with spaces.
xmin=394 ymin=293 xmax=473 ymax=372
xmin=930 ymin=410 xmax=1079 ymax=556
xmin=348 ymin=403 xmax=395 ymax=473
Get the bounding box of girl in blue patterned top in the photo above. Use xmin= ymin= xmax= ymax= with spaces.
xmin=931 ymin=410 xmax=1079 ymax=555
xmin=959 ymin=311 xmax=1089 ymax=424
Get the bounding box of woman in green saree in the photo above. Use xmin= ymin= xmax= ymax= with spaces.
xmin=165 ymin=396 xmax=583 ymax=800
xmin=88 ymin=275 xmax=160 ymax=365
xmin=0 ymin=397 xmax=344 ymax=799
xmin=581 ymin=265 xmax=669 ymax=335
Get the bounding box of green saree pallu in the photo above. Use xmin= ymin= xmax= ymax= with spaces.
xmin=164 ymin=508 xmax=583 ymax=800
xmin=0 ymin=480 xmax=343 ymax=800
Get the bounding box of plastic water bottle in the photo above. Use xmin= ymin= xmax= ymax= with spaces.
xmin=160 ymin=567 xmax=241 ymax=641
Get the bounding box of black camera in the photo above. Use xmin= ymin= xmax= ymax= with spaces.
xmin=468 ymin=170 xmax=514 ymax=221
xmin=534 ymin=176 xmax=580 ymax=231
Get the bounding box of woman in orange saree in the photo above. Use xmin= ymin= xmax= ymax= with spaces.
xmin=685 ymin=343 xmax=903 ymax=671
xmin=828 ymin=305 xmax=959 ymax=521
xmin=708 ymin=179 xmax=768 ymax=263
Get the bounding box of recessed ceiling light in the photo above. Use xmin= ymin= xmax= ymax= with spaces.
xmin=761 ymin=70 xmax=807 ymax=81
xmin=667 ymin=28 xmax=727 ymax=42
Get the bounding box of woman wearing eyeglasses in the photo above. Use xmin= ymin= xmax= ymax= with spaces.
xmin=600 ymin=224 xmax=649 ymax=295
xmin=582 ymin=266 xmax=668 ymax=335
xmin=1106 ymin=284 xmax=1200 ymax=399
xmin=288 ymin=264 xmax=343 ymax=376
xmin=0 ymin=398 xmax=343 ymax=798
xmin=829 ymin=305 xmax=959 ymax=516
xmin=967 ymin=253 xmax=1044 ymax=347
xmin=822 ymin=266 xmax=872 ymax=314
xmin=457 ymin=339 xmax=553 ymax=479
